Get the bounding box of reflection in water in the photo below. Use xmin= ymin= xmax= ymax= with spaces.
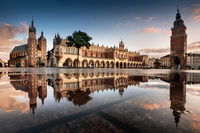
xmin=9 ymin=74 xmax=47 ymax=115
xmin=169 ymin=72 xmax=186 ymax=127
xmin=9 ymin=72 xmax=148 ymax=113
xmin=5 ymin=71 xmax=200 ymax=131
xmin=160 ymin=72 xmax=200 ymax=128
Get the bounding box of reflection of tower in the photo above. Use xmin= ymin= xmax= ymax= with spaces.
xmin=170 ymin=8 xmax=187 ymax=69
xmin=37 ymin=74 xmax=47 ymax=105
xmin=9 ymin=74 xmax=47 ymax=115
xmin=26 ymin=74 xmax=47 ymax=115
xmin=169 ymin=72 xmax=186 ymax=127
xmin=27 ymin=74 xmax=38 ymax=115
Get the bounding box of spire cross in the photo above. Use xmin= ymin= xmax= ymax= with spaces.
xmin=177 ymin=5 xmax=179 ymax=13
xmin=31 ymin=16 xmax=34 ymax=27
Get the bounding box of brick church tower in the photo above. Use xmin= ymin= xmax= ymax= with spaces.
xmin=28 ymin=19 xmax=38 ymax=67
xmin=27 ymin=19 xmax=47 ymax=67
xmin=170 ymin=9 xmax=187 ymax=69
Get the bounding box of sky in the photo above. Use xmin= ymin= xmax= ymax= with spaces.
xmin=0 ymin=0 xmax=200 ymax=61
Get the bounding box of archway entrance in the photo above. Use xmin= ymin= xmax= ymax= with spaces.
xmin=106 ymin=61 xmax=110 ymax=68
xmin=95 ymin=60 xmax=100 ymax=68
xmin=100 ymin=61 xmax=105 ymax=68
xmin=82 ymin=59 xmax=88 ymax=67
xmin=116 ymin=62 xmax=119 ymax=68
xmin=174 ymin=56 xmax=181 ymax=69
xmin=63 ymin=58 xmax=72 ymax=67
xmin=120 ymin=62 xmax=123 ymax=68
xmin=89 ymin=60 xmax=94 ymax=67
xmin=0 ymin=63 xmax=3 ymax=67
xmin=73 ymin=59 xmax=79 ymax=67
xmin=110 ymin=62 xmax=114 ymax=68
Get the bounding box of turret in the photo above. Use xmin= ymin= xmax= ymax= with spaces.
xmin=53 ymin=33 xmax=62 ymax=45
xmin=119 ymin=39 xmax=125 ymax=50
xmin=173 ymin=8 xmax=186 ymax=29
xmin=29 ymin=18 xmax=36 ymax=33
xmin=38 ymin=32 xmax=46 ymax=50
xmin=38 ymin=32 xmax=47 ymax=66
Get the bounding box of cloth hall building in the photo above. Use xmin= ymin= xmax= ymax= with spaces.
xmin=47 ymin=35 xmax=148 ymax=68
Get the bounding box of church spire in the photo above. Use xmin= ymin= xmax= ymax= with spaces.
xmin=177 ymin=5 xmax=179 ymax=13
xmin=29 ymin=17 xmax=36 ymax=33
xmin=31 ymin=16 xmax=34 ymax=27
xmin=173 ymin=7 xmax=185 ymax=29
xmin=176 ymin=7 xmax=181 ymax=20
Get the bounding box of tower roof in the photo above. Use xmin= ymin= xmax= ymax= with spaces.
xmin=38 ymin=31 xmax=46 ymax=40
xmin=173 ymin=8 xmax=186 ymax=29
xmin=29 ymin=17 xmax=36 ymax=33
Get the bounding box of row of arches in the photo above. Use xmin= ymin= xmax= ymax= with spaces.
xmin=63 ymin=58 xmax=143 ymax=68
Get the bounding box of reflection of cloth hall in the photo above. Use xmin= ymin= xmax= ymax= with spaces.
xmin=50 ymin=73 xmax=148 ymax=102
xmin=9 ymin=73 xmax=148 ymax=114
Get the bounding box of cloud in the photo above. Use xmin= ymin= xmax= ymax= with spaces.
xmin=139 ymin=48 xmax=169 ymax=54
xmin=139 ymin=103 xmax=160 ymax=110
xmin=190 ymin=4 xmax=200 ymax=22
xmin=187 ymin=41 xmax=200 ymax=51
xmin=0 ymin=22 xmax=28 ymax=61
xmin=138 ymin=41 xmax=200 ymax=58
xmin=145 ymin=17 xmax=155 ymax=23
xmin=190 ymin=113 xmax=200 ymax=131
xmin=134 ymin=16 xmax=142 ymax=20
xmin=0 ymin=84 xmax=29 ymax=113
xmin=141 ymin=27 xmax=161 ymax=33
xmin=114 ymin=21 xmax=132 ymax=29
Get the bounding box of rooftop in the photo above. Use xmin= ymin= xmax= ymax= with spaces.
xmin=11 ymin=44 xmax=28 ymax=53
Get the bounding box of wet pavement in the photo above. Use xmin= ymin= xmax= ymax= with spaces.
xmin=0 ymin=68 xmax=200 ymax=133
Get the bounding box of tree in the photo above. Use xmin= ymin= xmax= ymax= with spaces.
xmin=154 ymin=59 xmax=161 ymax=68
xmin=66 ymin=30 xmax=92 ymax=67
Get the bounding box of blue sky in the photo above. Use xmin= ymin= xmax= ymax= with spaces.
xmin=0 ymin=0 xmax=200 ymax=60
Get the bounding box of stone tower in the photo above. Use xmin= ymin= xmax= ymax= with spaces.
xmin=28 ymin=19 xmax=38 ymax=67
xmin=170 ymin=9 xmax=187 ymax=69
xmin=38 ymin=32 xmax=47 ymax=66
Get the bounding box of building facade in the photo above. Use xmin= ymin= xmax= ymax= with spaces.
xmin=187 ymin=53 xmax=200 ymax=69
xmin=147 ymin=58 xmax=156 ymax=68
xmin=170 ymin=9 xmax=187 ymax=69
xmin=160 ymin=53 xmax=200 ymax=69
xmin=160 ymin=55 xmax=170 ymax=68
xmin=47 ymin=35 xmax=148 ymax=68
xmin=8 ymin=19 xmax=47 ymax=67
